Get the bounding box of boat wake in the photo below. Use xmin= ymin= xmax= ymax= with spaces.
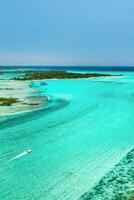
xmin=9 ymin=149 xmax=32 ymax=161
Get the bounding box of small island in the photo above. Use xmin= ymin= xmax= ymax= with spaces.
xmin=12 ymin=70 xmax=118 ymax=80
xmin=0 ymin=79 xmax=46 ymax=115
xmin=0 ymin=97 xmax=19 ymax=106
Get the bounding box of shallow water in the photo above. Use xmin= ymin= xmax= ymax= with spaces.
xmin=80 ymin=148 xmax=134 ymax=200
xmin=0 ymin=71 xmax=134 ymax=199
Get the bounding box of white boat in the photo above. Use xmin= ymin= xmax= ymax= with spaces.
xmin=24 ymin=149 xmax=32 ymax=154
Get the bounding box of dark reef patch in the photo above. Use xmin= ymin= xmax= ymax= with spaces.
xmin=80 ymin=148 xmax=134 ymax=200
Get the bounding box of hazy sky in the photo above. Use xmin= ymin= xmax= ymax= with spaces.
xmin=0 ymin=0 xmax=134 ymax=66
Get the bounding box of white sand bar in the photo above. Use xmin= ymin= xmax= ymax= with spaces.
xmin=0 ymin=80 xmax=45 ymax=116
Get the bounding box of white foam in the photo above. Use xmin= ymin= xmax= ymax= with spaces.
xmin=53 ymin=93 xmax=72 ymax=101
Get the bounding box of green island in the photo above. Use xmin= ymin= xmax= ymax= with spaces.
xmin=0 ymin=97 xmax=19 ymax=106
xmin=12 ymin=70 xmax=119 ymax=80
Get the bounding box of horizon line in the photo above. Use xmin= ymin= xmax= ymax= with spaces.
xmin=1 ymin=65 xmax=134 ymax=67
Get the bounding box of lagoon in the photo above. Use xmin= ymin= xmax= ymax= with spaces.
xmin=0 ymin=68 xmax=134 ymax=199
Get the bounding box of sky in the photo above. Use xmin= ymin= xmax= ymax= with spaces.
xmin=0 ymin=0 xmax=134 ymax=66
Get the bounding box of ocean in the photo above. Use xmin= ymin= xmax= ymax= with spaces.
xmin=0 ymin=67 xmax=134 ymax=199
xmin=1 ymin=65 xmax=134 ymax=72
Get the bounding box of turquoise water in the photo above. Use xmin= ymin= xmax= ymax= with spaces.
xmin=1 ymin=71 xmax=134 ymax=199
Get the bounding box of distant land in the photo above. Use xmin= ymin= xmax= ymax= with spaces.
xmin=11 ymin=70 xmax=117 ymax=81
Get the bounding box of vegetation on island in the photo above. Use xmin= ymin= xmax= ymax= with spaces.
xmin=22 ymin=102 xmax=40 ymax=106
xmin=12 ymin=70 xmax=117 ymax=80
xmin=129 ymin=195 xmax=134 ymax=200
xmin=0 ymin=97 xmax=19 ymax=106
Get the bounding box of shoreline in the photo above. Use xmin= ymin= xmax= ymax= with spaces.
xmin=0 ymin=99 xmax=46 ymax=117
xmin=0 ymin=80 xmax=46 ymax=116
